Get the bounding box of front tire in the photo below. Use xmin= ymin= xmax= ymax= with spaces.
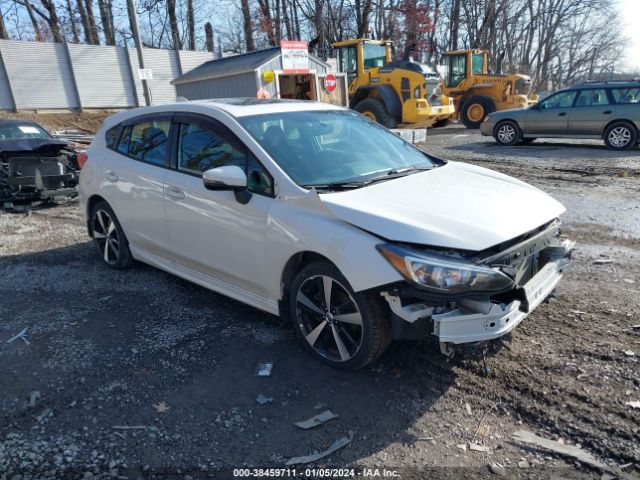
xmin=494 ymin=120 xmax=521 ymax=146
xmin=90 ymin=201 xmax=133 ymax=270
xmin=354 ymin=98 xmax=398 ymax=129
xmin=604 ymin=122 xmax=637 ymax=150
xmin=461 ymin=96 xmax=495 ymax=129
xmin=289 ymin=261 xmax=391 ymax=370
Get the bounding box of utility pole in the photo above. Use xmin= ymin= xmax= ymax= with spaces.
xmin=126 ymin=0 xmax=151 ymax=106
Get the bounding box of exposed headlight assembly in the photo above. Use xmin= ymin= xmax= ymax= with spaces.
xmin=377 ymin=244 xmax=513 ymax=294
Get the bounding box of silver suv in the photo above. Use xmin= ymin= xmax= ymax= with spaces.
xmin=481 ymin=80 xmax=640 ymax=150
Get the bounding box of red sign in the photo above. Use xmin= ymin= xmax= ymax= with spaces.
xmin=323 ymin=74 xmax=337 ymax=93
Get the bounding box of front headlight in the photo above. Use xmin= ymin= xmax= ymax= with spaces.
xmin=377 ymin=244 xmax=513 ymax=294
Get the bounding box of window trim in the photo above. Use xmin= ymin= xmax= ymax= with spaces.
xmin=170 ymin=112 xmax=276 ymax=198
xmin=112 ymin=113 xmax=174 ymax=169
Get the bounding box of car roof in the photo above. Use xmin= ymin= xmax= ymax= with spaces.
xmin=0 ymin=118 xmax=47 ymax=128
xmin=100 ymin=98 xmax=348 ymax=131
xmin=570 ymin=80 xmax=640 ymax=90
xmin=188 ymin=98 xmax=345 ymax=117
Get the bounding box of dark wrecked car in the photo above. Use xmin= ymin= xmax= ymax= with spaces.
xmin=0 ymin=119 xmax=80 ymax=208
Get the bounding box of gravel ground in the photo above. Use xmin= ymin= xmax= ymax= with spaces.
xmin=0 ymin=123 xmax=639 ymax=480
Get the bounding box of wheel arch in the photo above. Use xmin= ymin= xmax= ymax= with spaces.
xmin=278 ymin=251 xmax=337 ymax=319
xmin=350 ymin=85 xmax=402 ymax=118
xmin=86 ymin=194 xmax=109 ymax=237
xmin=601 ymin=118 xmax=638 ymax=139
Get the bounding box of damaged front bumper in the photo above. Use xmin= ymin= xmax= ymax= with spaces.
xmin=1 ymin=156 xmax=78 ymax=207
xmin=382 ymin=238 xmax=574 ymax=355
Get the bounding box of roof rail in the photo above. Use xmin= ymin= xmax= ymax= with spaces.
xmin=580 ymin=79 xmax=640 ymax=84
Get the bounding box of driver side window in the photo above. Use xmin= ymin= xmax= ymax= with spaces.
xmin=177 ymin=120 xmax=273 ymax=197
xmin=539 ymin=91 xmax=577 ymax=110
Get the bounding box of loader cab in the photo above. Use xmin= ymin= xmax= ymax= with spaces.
xmin=333 ymin=39 xmax=392 ymax=90
xmin=443 ymin=50 xmax=488 ymax=88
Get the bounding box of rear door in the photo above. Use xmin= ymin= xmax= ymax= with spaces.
xmin=568 ymin=88 xmax=614 ymax=136
xmin=99 ymin=113 xmax=172 ymax=257
xmin=525 ymin=90 xmax=577 ymax=135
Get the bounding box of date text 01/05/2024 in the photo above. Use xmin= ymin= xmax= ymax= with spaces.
xmin=232 ymin=468 xmax=400 ymax=477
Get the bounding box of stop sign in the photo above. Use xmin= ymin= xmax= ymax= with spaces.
xmin=323 ymin=74 xmax=337 ymax=93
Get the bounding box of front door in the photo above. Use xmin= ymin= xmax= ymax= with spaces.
xmin=525 ymin=90 xmax=577 ymax=135
xmin=162 ymin=113 xmax=276 ymax=297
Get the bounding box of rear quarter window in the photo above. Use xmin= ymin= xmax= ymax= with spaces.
xmin=610 ymin=87 xmax=640 ymax=104
xmin=114 ymin=119 xmax=171 ymax=167
xmin=105 ymin=126 xmax=120 ymax=149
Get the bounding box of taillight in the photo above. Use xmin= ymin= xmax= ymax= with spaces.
xmin=77 ymin=151 xmax=88 ymax=169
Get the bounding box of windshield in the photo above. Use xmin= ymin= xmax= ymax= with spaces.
xmin=0 ymin=122 xmax=50 ymax=141
xmin=239 ymin=110 xmax=437 ymax=188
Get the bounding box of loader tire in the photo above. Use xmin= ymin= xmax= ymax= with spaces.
xmin=354 ymin=98 xmax=398 ymax=129
xmin=461 ymin=96 xmax=495 ymax=129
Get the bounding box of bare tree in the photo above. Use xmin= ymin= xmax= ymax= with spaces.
xmin=186 ymin=0 xmax=195 ymax=49
xmin=240 ymin=0 xmax=254 ymax=50
xmin=204 ymin=21 xmax=213 ymax=52
xmin=166 ymin=0 xmax=181 ymax=48
xmin=98 ymin=0 xmax=115 ymax=45
xmin=0 ymin=6 xmax=8 ymax=39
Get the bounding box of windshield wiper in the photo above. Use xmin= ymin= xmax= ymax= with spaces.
xmin=364 ymin=166 xmax=432 ymax=184
xmin=302 ymin=181 xmax=369 ymax=191
xmin=303 ymin=166 xmax=433 ymax=192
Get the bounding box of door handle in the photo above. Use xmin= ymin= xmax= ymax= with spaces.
xmin=165 ymin=186 xmax=185 ymax=200
xmin=104 ymin=170 xmax=119 ymax=182
xmin=558 ymin=112 xmax=567 ymax=117
xmin=603 ymin=110 xmax=612 ymax=114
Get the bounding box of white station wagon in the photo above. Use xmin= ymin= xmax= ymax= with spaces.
xmin=79 ymin=99 xmax=574 ymax=370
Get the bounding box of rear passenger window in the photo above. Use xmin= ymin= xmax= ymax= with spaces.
xmin=574 ymin=89 xmax=609 ymax=107
xmin=611 ymin=87 xmax=639 ymax=104
xmin=115 ymin=119 xmax=170 ymax=167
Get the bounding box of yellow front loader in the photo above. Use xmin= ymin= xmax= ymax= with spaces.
xmin=332 ymin=38 xmax=455 ymax=128
xmin=441 ymin=49 xmax=539 ymax=128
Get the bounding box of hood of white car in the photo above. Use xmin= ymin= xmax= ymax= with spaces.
xmin=319 ymin=161 xmax=566 ymax=251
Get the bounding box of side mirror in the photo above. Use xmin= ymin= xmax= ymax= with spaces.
xmin=202 ymin=165 xmax=252 ymax=204
xmin=202 ymin=165 xmax=247 ymax=191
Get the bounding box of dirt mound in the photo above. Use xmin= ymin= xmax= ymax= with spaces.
xmin=1 ymin=110 xmax=118 ymax=133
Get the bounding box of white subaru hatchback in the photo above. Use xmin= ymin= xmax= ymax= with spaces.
xmin=79 ymin=99 xmax=573 ymax=370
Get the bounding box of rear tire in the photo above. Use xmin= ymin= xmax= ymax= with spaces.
xmin=90 ymin=201 xmax=133 ymax=270
xmin=289 ymin=261 xmax=392 ymax=370
xmin=604 ymin=121 xmax=637 ymax=150
xmin=493 ymin=120 xmax=521 ymax=146
xmin=354 ymin=98 xmax=398 ymax=129
xmin=461 ymin=96 xmax=495 ymax=129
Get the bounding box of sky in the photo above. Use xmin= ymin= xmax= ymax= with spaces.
xmin=619 ymin=0 xmax=640 ymax=72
